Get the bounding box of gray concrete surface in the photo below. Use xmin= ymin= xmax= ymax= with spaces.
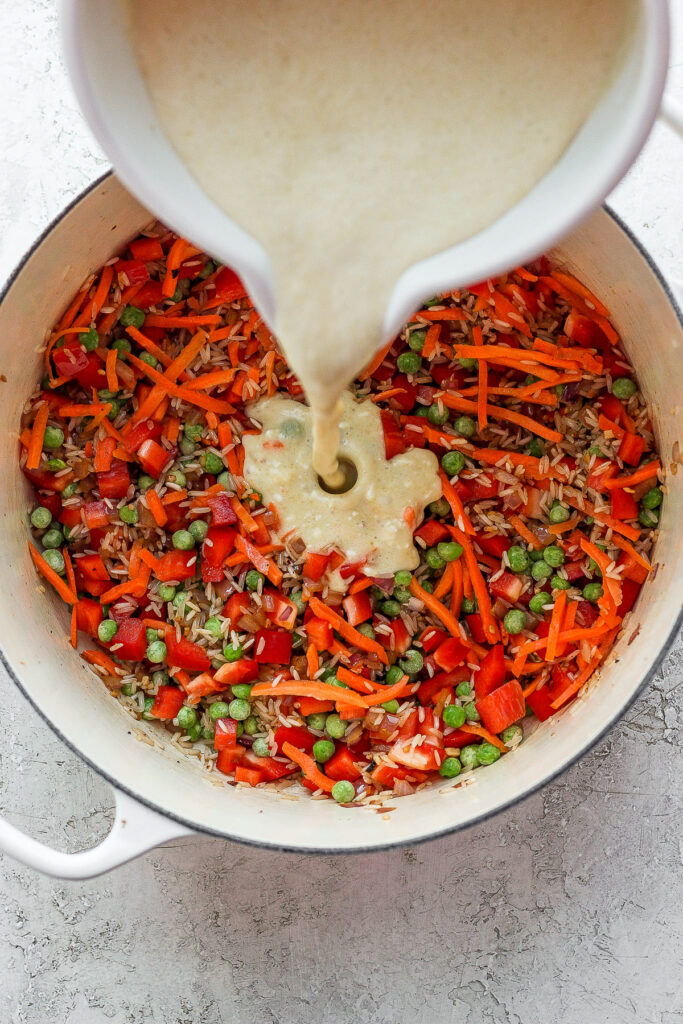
xmin=0 ymin=2 xmax=681 ymax=1022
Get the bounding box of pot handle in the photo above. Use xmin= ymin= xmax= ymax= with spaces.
xmin=660 ymin=92 xmax=683 ymax=140
xmin=0 ymin=787 xmax=194 ymax=879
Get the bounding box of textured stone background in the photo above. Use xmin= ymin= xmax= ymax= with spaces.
xmin=0 ymin=3 xmax=681 ymax=1022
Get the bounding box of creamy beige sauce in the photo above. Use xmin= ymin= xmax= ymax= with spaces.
xmin=243 ymin=393 xmax=441 ymax=578
xmin=126 ymin=0 xmax=634 ymax=562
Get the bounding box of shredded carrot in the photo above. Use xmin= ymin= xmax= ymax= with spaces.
xmin=70 ymin=605 xmax=78 ymax=649
xmin=440 ymin=392 xmax=563 ymax=443
xmin=550 ymin=633 xmax=618 ymax=710
xmin=161 ymin=489 xmax=187 ymax=505
xmin=433 ymin=562 xmax=454 ymax=600
xmin=549 ymin=270 xmax=610 ymax=317
xmin=546 ymin=590 xmax=567 ymax=662
xmin=306 ymin=643 xmax=319 ymax=677
xmin=362 ymin=676 xmax=414 ymax=708
xmin=439 ymin=470 xmax=475 ymax=534
xmin=422 ymin=324 xmax=441 ymax=360
xmin=370 ymin=387 xmax=408 ymax=404
xmin=602 ymin=460 xmax=661 ymax=491
xmin=127 ymin=353 xmax=236 ymax=417
xmin=451 ymin=342 xmax=587 ymax=375
xmin=93 ymin=436 xmax=116 ymax=473
xmin=450 ymin=530 xmax=499 ymax=643
xmin=281 ymin=741 xmax=335 ymax=793
xmin=461 ymin=723 xmax=507 ymax=751
xmin=235 ymin=534 xmax=282 ymax=586
xmin=547 ymin=515 xmax=580 ymax=535
xmin=164 ymin=416 xmax=181 ymax=444
xmin=335 ymin=666 xmax=376 ymax=694
xmin=229 ymin=497 xmax=259 ymax=533
xmin=144 ymin=489 xmax=167 ymax=528
xmin=508 ymin=513 xmax=543 ymax=551
xmin=125 ymin=326 xmax=174 ymax=371
xmin=450 ymin=558 xmax=463 ymax=618
xmin=609 ymin=534 xmax=651 ymax=573
xmin=105 ymin=348 xmax=119 ymax=392
xmin=359 ymin=338 xmax=394 ymax=380
xmin=142 ymin=617 xmax=169 ymax=631
xmin=308 ymin=596 xmax=389 ymax=665
xmin=349 ymin=576 xmax=373 ymax=594
xmin=563 ymin=493 xmax=640 ymax=542
xmin=144 ymin=314 xmax=222 ymax=330
xmin=183 ymin=368 xmax=237 ymax=391
xmin=98 ymin=281 xmax=144 ymax=335
xmin=81 ymin=649 xmax=124 ymax=676
xmin=409 ymin=577 xmax=465 ymax=641
xmin=251 ymin=679 xmax=367 ymax=709
xmin=57 ymin=401 xmax=111 ymax=419
xmin=63 ymin=548 xmax=77 ymax=601
xmin=99 ymin=575 xmax=149 ymax=604
xmin=28 ymin=542 xmax=76 ymax=604
xmin=416 ymin=307 xmax=466 ymax=322
xmin=579 ymin=537 xmax=622 ymax=620
xmin=25 ymin=402 xmax=49 ymax=470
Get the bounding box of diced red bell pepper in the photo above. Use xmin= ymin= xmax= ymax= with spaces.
xmin=470 ymin=475 xmax=500 ymax=500
xmin=201 ymin=526 xmax=237 ymax=582
xmin=254 ymin=628 xmax=292 ymax=664
xmin=564 ymin=312 xmax=609 ymax=350
xmin=212 ymin=266 xmax=247 ymax=305
xmin=114 ymin=258 xmax=150 ymax=287
xmin=128 ymin=237 xmax=164 ymax=262
xmin=77 ymin=353 xmax=108 ymax=391
xmin=476 ymin=532 xmax=511 ymax=558
xmin=610 ymin=488 xmax=639 ymax=521
xmin=563 ymin=560 xmax=587 ymax=582
xmin=443 ymin=727 xmax=479 ymax=748
xmin=133 ymin=279 xmax=165 ymax=309
xmin=112 ymin=617 xmax=147 ymax=660
xmin=489 ymin=571 xmax=524 ymax=604
xmin=342 ymin=590 xmax=372 ymax=626
xmin=400 ymin=416 xmax=429 ymax=449
xmin=243 ymin=752 xmax=297 ymax=781
xmin=325 ymin=746 xmax=365 ymax=782
xmin=586 ymin=458 xmax=618 ymax=492
xmin=600 ymin=393 xmax=629 ymax=427
xmin=52 ymin=338 xmax=91 ymax=379
xmin=433 ymin=637 xmax=468 ymax=672
xmin=419 ymin=626 xmax=449 ymax=653
xmin=206 ymin=492 xmax=238 ymax=527
xmin=305 ymin=616 xmax=334 ymax=651
xmin=431 ymin=362 xmax=469 ymax=390
xmin=138 ymin=438 xmax=173 ymax=478
xmin=97 ymin=459 xmax=130 ymax=500
xmin=273 ymin=724 xmax=315 ymax=754
xmin=476 ymin=678 xmax=525 ymax=734
xmin=380 ymin=409 xmax=407 ymax=459
xmin=180 ymin=672 xmax=223 ymax=700
xmin=214 ymin=717 xmax=239 ymax=751
xmin=389 ymin=738 xmax=442 ymax=771
xmin=387 ymin=373 xmax=418 ymax=412
xmin=166 ymin=634 xmax=211 ymax=672
xmin=616 ymin=550 xmax=649 ymax=585
xmin=74 ymin=553 xmax=110 ymax=590
xmin=302 ymin=550 xmax=330 ymax=582
xmin=414 ymin=519 xmax=450 ymax=546
xmin=223 ymin=591 xmax=251 ymax=626
xmin=122 ymin=419 xmax=163 ymax=454
xmin=474 ymin=643 xmax=506 ymax=699
xmin=108 ymin=599 xmax=139 ymax=622
xmin=261 ymin=588 xmax=298 ymax=630
xmin=38 ymin=491 xmax=63 ymax=518
xmin=378 ymin=617 xmax=412 ymax=656
xmin=466 ymin=613 xmax=487 ymax=644
xmin=75 ymin=598 xmax=103 ymax=638
xmin=23 ymin=465 xmax=75 ymax=494
xmin=83 ymin=501 xmax=110 ymax=531
xmin=212 ymin=659 xmax=259 ymax=686
xmin=296 ymin=696 xmax=335 ymax=716
xmin=150 ymin=685 xmax=185 ymax=720
xmin=618 ymin=577 xmax=641 ymax=617
xmin=417 ymin=666 xmax=469 ymax=704
xmin=618 ymin=432 xmax=646 ymax=467
xmin=155 ymin=550 xmax=197 ymax=582
xmin=522 ymin=486 xmax=546 ymax=519
xmin=370 ymin=762 xmax=428 ymax=788
xmin=216 ymin=744 xmax=246 ymax=774
xmin=525 ymin=687 xmax=557 ymax=722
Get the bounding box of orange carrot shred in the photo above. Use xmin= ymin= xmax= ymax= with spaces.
xmin=546 ymin=590 xmax=567 ymax=662
xmin=28 ymin=542 xmax=77 ymax=604
xmin=81 ymin=649 xmax=125 ymax=677
xmin=26 ymin=402 xmax=49 ymax=471
xmin=508 ymin=513 xmax=543 ymax=551
xmin=145 ymin=489 xmax=168 ymax=528
xmin=281 ymin=741 xmax=335 ymax=793
xmin=461 ymin=723 xmax=507 ymax=751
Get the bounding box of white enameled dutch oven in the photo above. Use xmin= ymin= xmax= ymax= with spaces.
xmin=0 ymin=174 xmax=681 ymax=877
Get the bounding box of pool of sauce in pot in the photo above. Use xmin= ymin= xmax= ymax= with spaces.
xmin=126 ymin=0 xmax=635 ymax=566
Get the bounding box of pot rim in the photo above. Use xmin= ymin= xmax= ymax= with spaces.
xmin=1 ymin=171 xmax=681 ymax=855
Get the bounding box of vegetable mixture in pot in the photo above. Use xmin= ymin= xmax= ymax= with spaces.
xmin=19 ymin=228 xmax=662 ymax=805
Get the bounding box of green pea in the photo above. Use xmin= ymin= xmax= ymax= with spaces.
xmin=306 ymin=712 xmax=328 ymax=730
xmin=587 ymin=445 xmax=604 ymax=456
xmin=203 ymin=616 xmax=223 ymax=637
xmin=42 ymin=549 xmax=65 ymax=575
xmin=325 ymin=714 xmax=346 ymax=739
xmin=120 ymin=683 xmax=133 ymax=697
xmin=408 ymin=329 xmax=427 ymax=352
xmin=422 ymin=296 xmax=440 ymax=307
xmin=453 ymin=416 xmax=476 ymax=438
xmin=477 ymin=742 xmax=501 ymax=766
xmin=108 ymin=399 xmax=122 ymax=422
xmin=638 ymin=507 xmax=659 ymax=528
xmin=385 ymin=665 xmax=404 ymax=686
xmin=529 ymin=548 xmax=544 ymax=562
xmin=531 ymin=560 xmax=553 ymax=581
xmin=202 ymin=451 xmax=225 ymax=475
xmin=223 ymin=642 xmax=243 ymax=662
xmin=500 ymin=724 xmax=523 ymax=746
xmin=188 ymin=519 xmax=209 ymax=543
xmin=202 ymin=727 xmax=215 ymax=741
xmin=612 ymin=377 xmax=636 ymax=400
xmin=97 ymin=619 xmax=118 ymax=643
xmin=529 ymin=592 xmax=551 ymax=614
xmin=356 ymin=622 xmax=376 ymax=640
xmin=437 ymin=541 xmax=463 ymax=563
xmin=548 ymin=501 xmax=570 ymax=524
xmin=30 ymin=506 xmax=52 ymax=530
xmin=414 ymin=407 xmax=430 ymax=418
xmin=146 ymin=640 xmax=167 ymax=663
xmin=464 ymin=702 xmax=480 ymax=722
xmin=141 ymin=696 xmax=155 ymax=720
xmin=172 ymin=529 xmax=195 ymax=550
xmin=399 ymin=649 xmax=423 ymax=675
xmin=641 ymin=487 xmax=662 ymax=510
xmin=235 ymin=721 xmax=245 ymax=737
xmin=461 ymin=597 xmax=477 ymax=615
xmin=252 ymin=738 xmax=271 ymax=757
xmin=243 ymin=715 xmax=260 ymax=735
xmin=582 ymin=582 xmax=603 ymax=602
xmin=427 ymin=403 xmax=449 ymax=426
xmin=441 ymin=450 xmax=466 ymax=476
xmin=139 ymin=351 xmax=158 ymax=369
xmin=455 ymin=681 xmax=472 ymax=697
xmin=425 ymin=547 xmax=445 ymax=570
xmin=177 ymin=706 xmax=198 ymax=730
xmin=507 ymin=545 xmax=529 ymax=573
xmin=279 ymin=418 xmax=304 ymax=439
xmin=146 ymin=627 xmax=160 ymax=643
xmin=543 ymin=545 xmax=565 ymax=568
xmin=231 ymin=683 xmax=252 ymax=700
xmin=46 ymin=458 xmax=66 ymax=471
xmin=152 ymin=670 xmax=169 ymax=687
xmin=396 ymin=351 xmax=421 ymax=375
xmin=119 ymin=504 xmax=138 ymax=525
xmin=157 ymin=584 xmax=176 ymax=602
xmin=41 ymin=528 xmax=63 ymax=550
xmin=229 ymin=698 xmax=251 ymax=721
xmin=209 ymin=701 xmax=231 ymax=722
xmin=503 ymin=609 xmax=527 ymax=635
xmin=382 ymin=700 xmax=400 ymax=713
xmin=186 ymin=722 xmax=202 ymax=742
xmin=120 ymin=305 xmax=145 ymax=328
xmin=312 ymin=739 xmax=335 ymax=763
xmin=138 ymin=474 xmax=155 ymax=491
xmin=42 ymin=425 xmax=64 ymax=450
xmin=442 ymin=704 xmax=466 ymax=729
xmin=62 ymin=482 xmax=78 ymax=498
xmin=458 ymin=357 xmax=477 ymax=370
xmin=290 ymin=590 xmax=306 ymax=613
xmin=216 ymin=471 xmax=232 ymax=489
xmin=331 ymin=780 xmax=355 ymax=804
xmin=167 ymin=469 xmax=187 ymax=488
xmin=81 ymin=327 xmax=99 ymax=351
xmin=182 ymin=423 xmax=202 ymax=443
xmin=394 ymin=569 xmax=412 ymax=587
xmin=460 ymin=745 xmax=480 ymax=769
xmin=429 ymin=497 xmax=451 ymax=517
xmin=179 ymin=437 xmax=196 ymax=456
xmin=111 ymin=337 xmax=132 ymax=355
xmin=380 ymin=599 xmax=401 ymax=618
xmin=439 ymin=757 xmax=462 ymax=778
xmin=527 ymin=438 xmax=544 ymax=458
xmin=198 ymin=260 xmax=215 ymax=280
xmin=173 ymin=590 xmax=188 ymax=610
xmin=390 ymin=587 xmax=408 ymax=605
xmin=551 ymin=576 xmax=570 ymax=591
xmin=421 ymin=580 xmax=434 ymax=594
xmin=245 ymin=568 xmax=264 ymax=591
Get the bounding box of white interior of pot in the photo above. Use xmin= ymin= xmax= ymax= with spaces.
xmin=0 ymin=176 xmax=680 ymax=851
